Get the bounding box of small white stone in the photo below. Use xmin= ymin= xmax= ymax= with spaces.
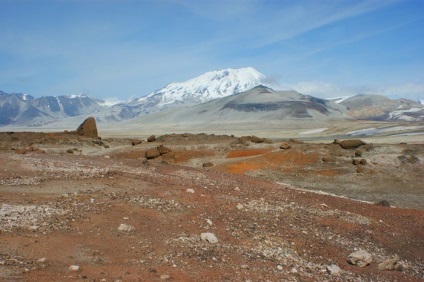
xmin=277 ymin=265 xmax=283 ymax=270
xmin=206 ymin=219 xmax=213 ymax=225
xmin=236 ymin=203 xmax=244 ymax=210
xmin=234 ymin=187 xmax=240 ymax=191
xmin=90 ymin=198 xmax=95 ymax=203
xmin=291 ymin=267 xmax=298 ymax=273
xmin=200 ymin=232 xmax=218 ymax=244
xmin=326 ymin=264 xmax=342 ymax=275
xmin=186 ymin=188 xmax=195 ymax=193
xmin=37 ymin=258 xmax=47 ymax=263
xmin=160 ymin=274 xmax=171 ymax=280
xmin=118 ymin=223 xmax=135 ymax=232
xmin=123 ymin=217 xmax=129 ymax=220
xmin=69 ymin=265 xmax=80 ymax=272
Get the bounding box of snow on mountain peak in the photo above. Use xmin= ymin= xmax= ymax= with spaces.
xmin=137 ymin=67 xmax=265 ymax=107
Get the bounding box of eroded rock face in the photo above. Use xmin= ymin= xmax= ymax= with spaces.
xmin=75 ymin=117 xmax=98 ymax=138
xmin=251 ymin=135 xmax=264 ymax=143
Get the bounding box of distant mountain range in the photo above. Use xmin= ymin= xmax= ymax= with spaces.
xmin=1 ymin=67 xmax=423 ymax=127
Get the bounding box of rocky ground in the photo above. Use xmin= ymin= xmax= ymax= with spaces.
xmin=0 ymin=131 xmax=423 ymax=281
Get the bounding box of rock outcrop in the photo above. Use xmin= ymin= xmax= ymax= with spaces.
xmin=75 ymin=117 xmax=98 ymax=138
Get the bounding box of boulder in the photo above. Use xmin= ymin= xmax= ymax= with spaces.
xmin=280 ymin=142 xmax=291 ymax=150
xmin=347 ymin=250 xmax=372 ymax=267
xmin=359 ymin=158 xmax=367 ymax=165
xmin=200 ymin=232 xmax=218 ymax=244
xmin=147 ymin=135 xmax=156 ymax=142
xmin=157 ymin=145 xmax=172 ymax=155
xmin=352 ymin=159 xmax=360 ymax=165
xmin=339 ymin=139 xmax=366 ymax=149
xmin=326 ymin=264 xmax=342 ymax=275
xmin=251 ymin=135 xmax=264 ymax=143
xmin=203 ymin=162 xmax=214 ymax=168
xmin=145 ymin=148 xmax=161 ymax=159
xmin=75 ymin=117 xmax=98 ymax=138
xmin=131 ymin=139 xmax=144 ymax=146
xmin=378 ymin=255 xmax=399 ymax=271
xmin=322 ymin=156 xmax=336 ymax=163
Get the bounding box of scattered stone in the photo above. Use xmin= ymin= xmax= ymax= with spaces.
xmin=131 ymin=139 xmax=143 ymax=146
xmin=280 ymin=142 xmax=291 ymax=149
xmin=118 ymin=223 xmax=135 ymax=232
xmin=206 ymin=219 xmax=213 ymax=225
xmin=160 ymin=274 xmax=171 ymax=280
xmin=186 ymin=188 xmax=195 ymax=193
xmin=157 ymin=145 xmax=172 ymax=155
xmin=69 ymin=265 xmax=80 ymax=272
xmin=359 ymin=158 xmax=367 ymax=165
xmin=339 ymin=139 xmax=366 ymax=149
xmin=263 ymin=138 xmax=273 ymax=144
xmin=291 ymin=267 xmax=298 ymax=274
xmin=236 ymin=203 xmax=244 ymax=210
xmin=322 ymin=156 xmax=336 ymax=163
xmin=66 ymin=149 xmax=74 ymax=154
xmin=147 ymin=135 xmax=156 ymax=142
xmin=378 ymin=255 xmax=399 ymax=271
xmin=200 ymin=232 xmax=218 ymax=244
xmin=203 ymin=162 xmax=214 ymax=168
xmin=356 ymin=165 xmax=365 ymax=173
xmin=277 ymin=265 xmax=283 ymax=270
xmin=37 ymin=258 xmax=47 ymax=263
xmin=75 ymin=117 xmax=98 ymax=138
xmin=347 ymin=250 xmax=372 ymax=267
xmin=352 ymin=159 xmax=360 ymax=165
xmin=145 ymin=148 xmax=161 ymax=159
xmin=289 ymin=139 xmax=304 ymax=144
xmin=355 ymin=149 xmax=363 ymax=157
xmin=376 ymin=200 xmax=391 ymax=207
xmin=326 ymin=264 xmax=342 ymax=275
xmin=251 ymin=135 xmax=264 ymax=143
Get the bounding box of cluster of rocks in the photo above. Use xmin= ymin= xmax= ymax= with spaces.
xmin=145 ymin=145 xmax=172 ymax=160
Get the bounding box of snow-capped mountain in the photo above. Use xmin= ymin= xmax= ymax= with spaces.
xmin=100 ymin=67 xmax=266 ymax=121
xmin=134 ymin=67 xmax=264 ymax=109
xmin=0 ymin=91 xmax=107 ymax=126
xmin=340 ymin=94 xmax=424 ymax=121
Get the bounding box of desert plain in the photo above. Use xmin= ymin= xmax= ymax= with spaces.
xmin=0 ymin=119 xmax=423 ymax=281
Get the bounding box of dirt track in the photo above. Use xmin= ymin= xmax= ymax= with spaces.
xmin=1 ymin=132 xmax=424 ymax=281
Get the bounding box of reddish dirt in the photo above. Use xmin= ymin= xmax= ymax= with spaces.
xmin=1 ymin=132 xmax=424 ymax=281
xmin=226 ymin=148 xmax=272 ymax=158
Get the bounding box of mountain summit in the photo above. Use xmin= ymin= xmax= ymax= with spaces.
xmin=133 ymin=67 xmax=265 ymax=110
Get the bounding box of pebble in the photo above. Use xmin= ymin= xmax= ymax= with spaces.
xmin=277 ymin=265 xmax=283 ymax=270
xmin=200 ymin=232 xmax=219 ymax=244
xmin=347 ymin=249 xmax=372 ymax=267
xmin=118 ymin=223 xmax=135 ymax=232
xmin=236 ymin=203 xmax=244 ymax=210
xmin=69 ymin=265 xmax=80 ymax=272
xmin=326 ymin=264 xmax=342 ymax=275
xmin=186 ymin=188 xmax=195 ymax=193
xmin=160 ymin=274 xmax=171 ymax=280
xmin=37 ymin=258 xmax=47 ymax=263
xmin=206 ymin=219 xmax=213 ymax=225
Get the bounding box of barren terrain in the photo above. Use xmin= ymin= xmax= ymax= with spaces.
xmin=0 ymin=130 xmax=423 ymax=281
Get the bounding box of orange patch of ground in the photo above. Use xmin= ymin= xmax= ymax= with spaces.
xmin=172 ymin=150 xmax=215 ymax=163
xmin=221 ymin=150 xmax=320 ymax=175
xmin=224 ymin=162 xmax=262 ymax=174
xmin=226 ymin=149 xmax=273 ymax=158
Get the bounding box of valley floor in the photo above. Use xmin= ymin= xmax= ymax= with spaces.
xmin=0 ymin=130 xmax=423 ymax=281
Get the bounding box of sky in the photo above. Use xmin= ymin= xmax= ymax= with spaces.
xmin=0 ymin=0 xmax=423 ymax=102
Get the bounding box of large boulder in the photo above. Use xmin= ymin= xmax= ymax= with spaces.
xmin=147 ymin=135 xmax=156 ymax=142
xmin=347 ymin=250 xmax=372 ymax=267
xmin=338 ymin=139 xmax=366 ymax=149
xmin=75 ymin=117 xmax=98 ymax=138
xmin=157 ymin=145 xmax=172 ymax=155
xmin=145 ymin=148 xmax=161 ymax=159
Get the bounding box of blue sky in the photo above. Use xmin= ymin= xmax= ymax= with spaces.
xmin=0 ymin=0 xmax=423 ymax=101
